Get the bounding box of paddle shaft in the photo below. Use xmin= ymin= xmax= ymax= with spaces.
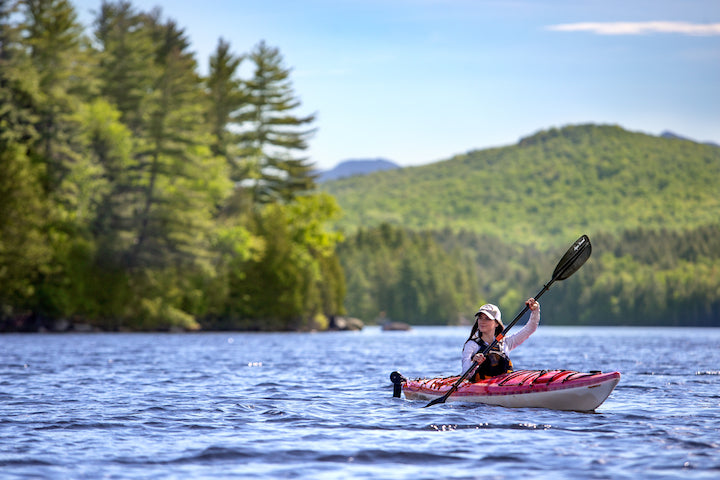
xmin=423 ymin=237 xmax=590 ymax=407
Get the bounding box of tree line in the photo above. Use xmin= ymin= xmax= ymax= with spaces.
xmin=0 ymin=0 xmax=344 ymax=331
xmin=337 ymin=224 xmax=720 ymax=326
xmin=3 ymin=1 xmax=717 ymax=331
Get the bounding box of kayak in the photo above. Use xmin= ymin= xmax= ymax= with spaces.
xmin=394 ymin=369 xmax=620 ymax=411
xmin=391 ymin=369 xmax=621 ymax=412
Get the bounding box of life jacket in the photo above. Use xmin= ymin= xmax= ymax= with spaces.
xmin=468 ymin=337 xmax=514 ymax=382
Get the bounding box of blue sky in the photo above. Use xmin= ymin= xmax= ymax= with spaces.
xmin=72 ymin=0 xmax=720 ymax=170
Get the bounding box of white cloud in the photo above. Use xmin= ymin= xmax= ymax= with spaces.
xmin=546 ymin=21 xmax=720 ymax=36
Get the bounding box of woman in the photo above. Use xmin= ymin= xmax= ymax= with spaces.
xmin=461 ymin=298 xmax=540 ymax=381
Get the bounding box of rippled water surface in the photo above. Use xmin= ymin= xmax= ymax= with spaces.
xmin=2 ymin=326 xmax=719 ymax=479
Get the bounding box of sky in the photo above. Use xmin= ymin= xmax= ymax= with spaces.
xmin=71 ymin=0 xmax=720 ymax=170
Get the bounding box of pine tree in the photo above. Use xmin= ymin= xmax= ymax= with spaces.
xmin=236 ymin=40 xmax=317 ymax=204
xmin=21 ymin=0 xmax=97 ymax=195
xmin=93 ymin=7 xmax=231 ymax=272
xmin=123 ymin=12 xmax=230 ymax=271
xmin=81 ymin=98 xmax=136 ymax=265
xmin=204 ymin=37 xmax=256 ymax=217
xmin=88 ymin=6 xmax=233 ymax=329
xmin=206 ymin=37 xmax=245 ymax=170
xmin=0 ymin=0 xmax=38 ymax=146
xmin=0 ymin=0 xmax=50 ymax=318
xmin=91 ymin=1 xmax=156 ymax=271
xmin=16 ymin=0 xmax=107 ymax=320
xmin=93 ymin=0 xmax=157 ymax=135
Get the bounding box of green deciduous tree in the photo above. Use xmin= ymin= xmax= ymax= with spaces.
xmin=221 ymin=193 xmax=344 ymax=330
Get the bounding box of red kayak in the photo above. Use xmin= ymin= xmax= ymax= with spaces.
xmin=392 ymin=369 xmax=621 ymax=411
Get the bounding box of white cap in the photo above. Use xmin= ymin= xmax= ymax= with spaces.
xmin=475 ymin=303 xmax=502 ymax=323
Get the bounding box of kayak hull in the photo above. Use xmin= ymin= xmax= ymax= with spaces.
xmin=400 ymin=369 xmax=621 ymax=411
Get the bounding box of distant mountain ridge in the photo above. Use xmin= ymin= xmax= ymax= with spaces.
xmin=660 ymin=130 xmax=719 ymax=148
xmin=316 ymin=158 xmax=400 ymax=182
xmin=321 ymin=124 xmax=720 ymax=247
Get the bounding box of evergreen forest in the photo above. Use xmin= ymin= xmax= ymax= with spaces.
xmin=1 ymin=0 xmax=344 ymax=331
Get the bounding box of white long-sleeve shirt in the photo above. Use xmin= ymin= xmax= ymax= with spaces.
xmin=461 ymin=308 xmax=540 ymax=373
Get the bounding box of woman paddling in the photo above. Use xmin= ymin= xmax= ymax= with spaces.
xmin=462 ymin=298 xmax=540 ymax=381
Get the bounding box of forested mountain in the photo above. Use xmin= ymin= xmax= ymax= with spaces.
xmin=323 ymin=124 xmax=720 ymax=246
xmin=316 ymin=158 xmax=399 ymax=182
xmin=328 ymin=125 xmax=720 ymax=326
xmin=660 ymin=130 xmax=719 ymax=147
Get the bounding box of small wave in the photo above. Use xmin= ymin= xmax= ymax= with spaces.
xmin=138 ymin=405 xmax=171 ymax=413
xmin=174 ymin=446 xmax=257 ymax=463
xmin=616 ymin=384 xmax=660 ymax=392
xmin=318 ymin=449 xmax=463 ymax=464
xmin=182 ymin=423 xmax=220 ymax=431
xmin=33 ymin=421 xmax=129 ymax=431
xmin=115 ymin=446 xmax=258 ymax=465
xmin=695 ymin=370 xmax=720 ymax=376
xmin=614 ymin=413 xmax=654 ymax=422
xmin=162 ymin=447 xmax=464 ymax=466
xmin=0 ymin=458 xmax=55 ymax=467
xmin=480 ymin=454 xmax=524 ymax=463
xmin=260 ymin=408 xmax=286 ymax=416
xmin=255 ymin=381 xmax=282 ymax=387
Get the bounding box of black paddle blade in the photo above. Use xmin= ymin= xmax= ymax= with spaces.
xmin=390 ymin=371 xmax=407 ymax=398
xmin=552 ymin=235 xmax=592 ymax=281
xmin=390 ymin=371 xmax=406 ymax=384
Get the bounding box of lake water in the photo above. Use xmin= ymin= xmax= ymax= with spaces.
xmin=1 ymin=326 xmax=719 ymax=479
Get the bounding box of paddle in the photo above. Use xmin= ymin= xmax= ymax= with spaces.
xmin=423 ymin=234 xmax=592 ymax=408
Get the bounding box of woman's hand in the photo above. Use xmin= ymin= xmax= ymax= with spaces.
xmin=526 ymin=297 xmax=539 ymax=311
xmin=472 ymin=353 xmax=486 ymax=364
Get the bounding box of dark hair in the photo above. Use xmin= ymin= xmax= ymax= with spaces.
xmin=466 ymin=322 xmax=479 ymax=342
xmin=466 ymin=315 xmax=503 ymax=342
